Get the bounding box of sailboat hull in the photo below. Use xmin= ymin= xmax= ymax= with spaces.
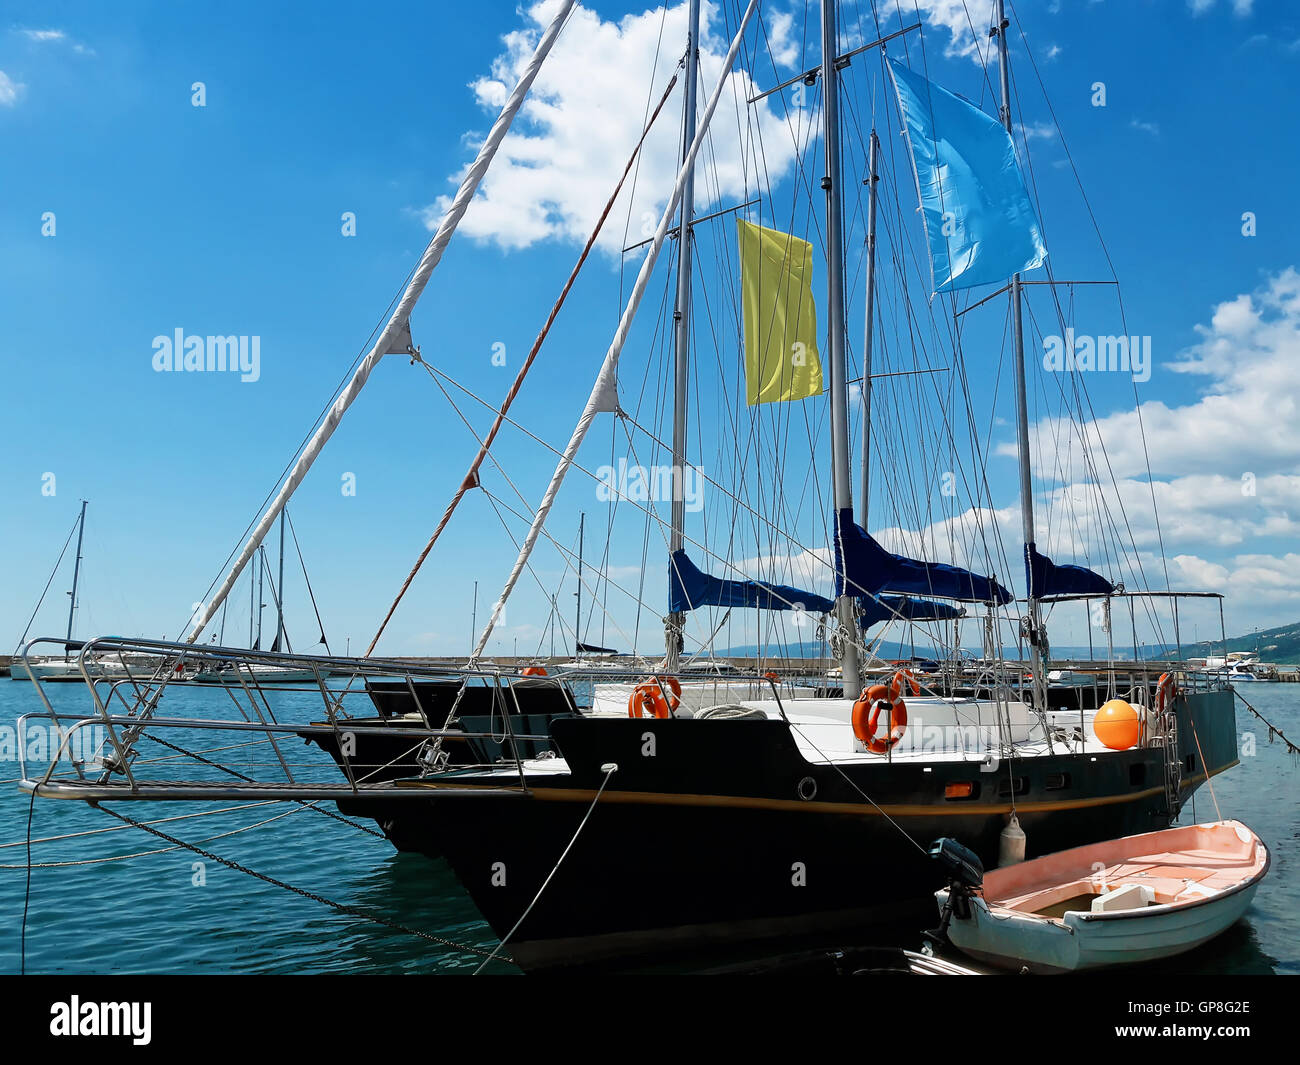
xmin=378 ymin=687 xmax=1237 ymax=970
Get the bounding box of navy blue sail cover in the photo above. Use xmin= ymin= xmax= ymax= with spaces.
xmin=1024 ymin=542 xmax=1113 ymax=599
xmin=859 ymin=595 xmax=966 ymax=628
xmin=834 ymin=509 xmax=1012 ymax=604
xmin=669 ymin=549 xmax=834 ymax=615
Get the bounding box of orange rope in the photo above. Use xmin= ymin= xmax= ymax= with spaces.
xmin=365 ymin=69 xmax=682 ymax=656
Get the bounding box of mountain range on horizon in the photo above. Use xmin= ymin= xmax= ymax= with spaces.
xmin=710 ymin=618 xmax=1300 ymax=666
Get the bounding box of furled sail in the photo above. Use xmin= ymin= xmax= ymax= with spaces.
xmin=858 ymin=595 xmax=966 ymax=628
xmin=737 ymin=219 xmax=824 ymax=404
xmin=1025 ymin=542 xmax=1113 ymax=599
xmin=887 ymin=58 xmax=1047 ymax=293
xmin=669 ymin=549 xmax=834 ymax=615
xmin=834 ymin=509 xmax=1012 ymax=604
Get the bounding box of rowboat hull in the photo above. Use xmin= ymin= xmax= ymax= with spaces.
xmin=938 ymin=820 xmax=1269 ymax=973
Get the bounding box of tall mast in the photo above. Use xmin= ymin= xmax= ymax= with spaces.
xmin=994 ymin=0 xmax=1045 ymax=703
xmin=858 ymin=128 xmax=880 ymax=527
xmin=820 ymin=0 xmax=862 ymax=695
xmin=665 ymin=0 xmax=701 ymax=674
xmin=65 ymin=499 xmax=88 ymax=645
xmin=575 ymin=512 xmax=585 ymax=653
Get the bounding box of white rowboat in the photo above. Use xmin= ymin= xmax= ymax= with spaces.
xmin=936 ymin=820 xmax=1268 ymax=973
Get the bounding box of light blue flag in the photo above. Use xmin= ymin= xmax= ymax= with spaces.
xmin=888 ymin=58 xmax=1047 ymax=293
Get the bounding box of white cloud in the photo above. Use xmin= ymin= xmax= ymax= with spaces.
xmin=20 ymin=28 xmax=66 ymax=42
xmin=909 ymin=0 xmax=997 ymax=64
xmin=766 ymin=10 xmax=800 ymax=69
xmin=0 ymin=70 xmax=23 ymax=106
xmin=1129 ymin=117 xmax=1160 ymax=135
xmin=1012 ymin=268 xmax=1300 ymax=482
xmin=423 ymin=1 xmax=808 ymax=255
xmin=1188 ymin=0 xmax=1255 ymax=14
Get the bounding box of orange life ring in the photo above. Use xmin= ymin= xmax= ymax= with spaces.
xmin=851 ymin=669 xmax=915 ymax=753
xmin=764 ymin=671 xmax=780 ymax=683
xmin=1155 ymin=671 xmax=1177 ymax=714
xmin=521 ymin=666 xmax=548 ymax=677
xmin=627 ymin=675 xmax=681 ymax=719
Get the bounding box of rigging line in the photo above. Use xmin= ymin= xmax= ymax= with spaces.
xmin=616 ymin=4 xmax=675 ymax=309
xmin=785 ymin=719 xmax=930 ymax=857
xmin=14 ymin=510 xmax=81 ymax=653
xmin=285 ymin=508 xmax=331 ymax=651
xmin=473 ymin=763 xmax=618 ymax=974
xmin=96 ymin=806 xmax=505 ymax=964
xmin=364 ymin=68 xmax=682 ymax=657
xmin=186 ymin=0 xmax=579 ymax=646
xmin=478 ymin=486 xmax=644 ymax=660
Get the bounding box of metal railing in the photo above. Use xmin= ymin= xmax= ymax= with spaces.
xmin=13 ymin=634 xmax=791 ymax=802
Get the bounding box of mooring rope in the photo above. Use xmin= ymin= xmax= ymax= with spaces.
xmin=1232 ymin=688 xmax=1299 ymax=757
xmin=472 ymin=763 xmax=618 ymax=974
xmin=139 ymin=730 xmax=386 ymax=839
xmin=96 ymin=806 xmax=508 ymax=965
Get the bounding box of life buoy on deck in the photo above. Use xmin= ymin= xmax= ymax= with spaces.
xmin=851 ymin=669 xmax=917 ymax=754
xmin=627 ymin=675 xmax=682 ymax=719
xmin=521 ymin=666 xmax=548 ymax=677
xmin=1155 ymin=671 xmax=1177 ymax=712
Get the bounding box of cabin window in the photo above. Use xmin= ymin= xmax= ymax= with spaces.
xmin=944 ymin=781 xmax=978 ymax=800
xmin=1045 ymin=772 xmax=1070 ymax=791
xmin=1129 ymin=763 xmax=1146 ymax=787
xmin=996 ymin=776 xmax=1028 ymax=798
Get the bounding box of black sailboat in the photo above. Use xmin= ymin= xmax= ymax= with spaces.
xmin=16 ymin=0 xmax=1245 ymax=975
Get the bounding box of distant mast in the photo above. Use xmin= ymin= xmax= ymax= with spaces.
xmin=65 ymin=499 xmax=88 ymax=647
xmin=575 ymin=511 xmax=585 ymax=654
xmin=666 ymin=0 xmax=701 ymax=674
xmin=994 ymin=0 xmax=1046 ymax=702
xmin=820 ymin=0 xmax=862 ymax=694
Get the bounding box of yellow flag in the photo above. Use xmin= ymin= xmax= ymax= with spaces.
xmin=738 ymin=218 xmax=823 ymax=405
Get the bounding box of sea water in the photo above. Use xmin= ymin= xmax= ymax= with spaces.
xmin=0 ymin=679 xmax=1295 ymax=974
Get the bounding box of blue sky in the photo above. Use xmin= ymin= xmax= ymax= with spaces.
xmin=2 ymin=0 xmax=1298 ymax=660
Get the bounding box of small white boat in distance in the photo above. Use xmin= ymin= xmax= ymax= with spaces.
xmin=934 ymin=820 xmax=1268 ymax=973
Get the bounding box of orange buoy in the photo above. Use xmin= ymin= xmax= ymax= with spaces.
xmin=521 ymin=666 xmax=548 ymax=677
xmin=1094 ymin=698 xmax=1141 ymax=750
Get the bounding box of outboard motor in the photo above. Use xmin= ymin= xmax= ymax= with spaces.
xmin=922 ymin=837 xmax=984 ymax=952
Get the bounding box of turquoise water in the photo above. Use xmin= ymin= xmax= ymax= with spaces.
xmin=1 ymin=679 xmax=1296 ymax=974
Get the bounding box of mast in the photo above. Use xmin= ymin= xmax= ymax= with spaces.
xmin=820 ymin=0 xmax=862 ymax=695
xmin=575 ymin=512 xmax=585 ymax=653
xmin=256 ymin=547 xmax=265 ymax=650
xmin=65 ymin=499 xmax=88 ymax=646
xmin=858 ymin=129 xmax=879 ymax=527
xmin=994 ymin=0 xmax=1045 ymax=705
xmin=249 ymin=557 xmax=255 ymax=648
xmin=274 ymin=508 xmax=287 ymax=652
xmin=471 ymin=0 xmax=760 ymax=662
xmin=665 ymin=0 xmax=701 ymax=674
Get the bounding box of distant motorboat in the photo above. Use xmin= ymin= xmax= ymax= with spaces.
xmin=932 ymin=820 xmax=1268 ymax=973
xmin=192 ymin=662 xmax=322 ymax=685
